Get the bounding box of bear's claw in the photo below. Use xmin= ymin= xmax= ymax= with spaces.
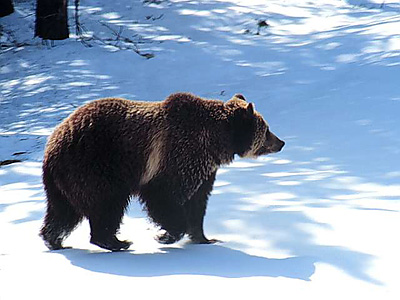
xmin=156 ymin=232 xmax=184 ymax=244
xmin=90 ymin=236 xmax=132 ymax=251
xmin=190 ymin=237 xmax=222 ymax=244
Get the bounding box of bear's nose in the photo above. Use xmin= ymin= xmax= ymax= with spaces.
xmin=273 ymin=140 xmax=285 ymax=152
xmin=279 ymin=140 xmax=285 ymax=151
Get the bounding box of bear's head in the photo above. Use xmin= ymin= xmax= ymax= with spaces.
xmin=226 ymin=94 xmax=285 ymax=158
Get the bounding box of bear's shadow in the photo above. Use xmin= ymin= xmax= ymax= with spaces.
xmin=59 ymin=244 xmax=315 ymax=280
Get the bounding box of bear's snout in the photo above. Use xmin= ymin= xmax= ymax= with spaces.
xmin=266 ymin=130 xmax=285 ymax=154
xmin=272 ymin=138 xmax=285 ymax=153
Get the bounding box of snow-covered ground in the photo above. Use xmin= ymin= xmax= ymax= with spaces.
xmin=1 ymin=0 xmax=399 ymax=299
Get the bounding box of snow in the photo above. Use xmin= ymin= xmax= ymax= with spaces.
xmin=1 ymin=0 xmax=399 ymax=299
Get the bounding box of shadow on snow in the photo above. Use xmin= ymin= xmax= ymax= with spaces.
xmin=59 ymin=244 xmax=316 ymax=280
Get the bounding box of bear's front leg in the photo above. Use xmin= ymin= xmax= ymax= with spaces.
xmin=184 ymin=171 xmax=221 ymax=244
xmin=140 ymin=177 xmax=187 ymax=244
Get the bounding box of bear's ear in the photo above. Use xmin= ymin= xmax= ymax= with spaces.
xmin=247 ymin=103 xmax=255 ymax=115
xmin=234 ymin=94 xmax=246 ymax=101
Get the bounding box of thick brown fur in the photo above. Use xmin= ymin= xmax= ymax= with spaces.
xmin=40 ymin=92 xmax=284 ymax=251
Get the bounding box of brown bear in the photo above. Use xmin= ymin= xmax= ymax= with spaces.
xmin=40 ymin=92 xmax=284 ymax=251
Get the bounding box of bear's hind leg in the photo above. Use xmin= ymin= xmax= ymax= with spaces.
xmin=88 ymin=192 xmax=131 ymax=251
xmin=185 ymin=171 xmax=220 ymax=244
xmin=40 ymin=183 xmax=83 ymax=250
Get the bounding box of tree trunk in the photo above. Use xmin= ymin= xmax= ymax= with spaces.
xmin=0 ymin=0 xmax=14 ymax=17
xmin=35 ymin=0 xmax=69 ymax=40
xmin=75 ymin=0 xmax=81 ymax=35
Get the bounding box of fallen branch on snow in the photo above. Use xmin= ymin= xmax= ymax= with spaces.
xmin=76 ymin=21 xmax=155 ymax=59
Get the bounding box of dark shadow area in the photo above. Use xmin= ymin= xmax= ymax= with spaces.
xmin=12 ymin=209 xmax=44 ymax=224
xmin=201 ymin=151 xmax=394 ymax=286
xmin=59 ymin=244 xmax=316 ymax=280
xmin=0 ymin=162 xmax=44 ymax=219
xmin=345 ymin=0 xmax=400 ymax=12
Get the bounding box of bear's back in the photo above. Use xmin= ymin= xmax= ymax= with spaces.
xmin=48 ymin=98 xmax=163 ymax=148
xmin=43 ymin=98 xmax=165 ymax=193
